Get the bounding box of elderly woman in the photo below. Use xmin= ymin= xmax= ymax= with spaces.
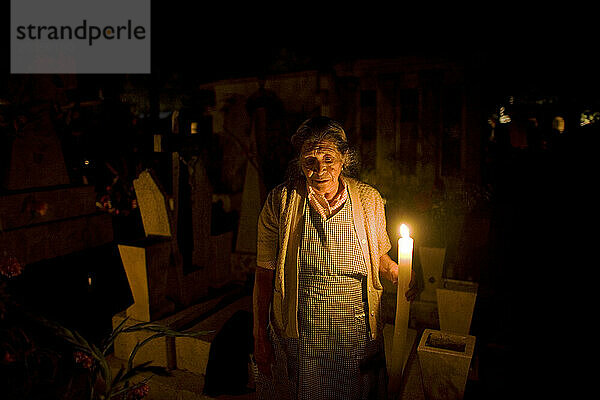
xmin=253 ymin=117 xmax=416 ymax=400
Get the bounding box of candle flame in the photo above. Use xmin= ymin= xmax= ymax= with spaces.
xmin=400 ymin=224 xmax=410 ymax=238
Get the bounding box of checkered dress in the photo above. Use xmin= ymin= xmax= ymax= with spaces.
xmin=256 ymin=197 xmax=388 ymax=400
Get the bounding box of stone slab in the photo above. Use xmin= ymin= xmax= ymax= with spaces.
xmin=159 ymin=292 xmax=232 ymax=331
xmin=2 ymin=212 xmax=113 ymax=265
xmin=111 ymin=290 xmax=235 ymax=370
xmin=175 ymin=296 xmax=252 ymax=375
xmin=0 ymin=185 xmax=97 ymax=230
xmin=112 ymin=312 xmax=174 ymax=369
xmin=3 ymin=106 xmax=70 ymax=190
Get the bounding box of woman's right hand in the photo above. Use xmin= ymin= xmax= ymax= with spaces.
xmin=253 ymin=267 xmax=275 ymax=377
xmin=254 ymin=332 xmax=274 ymax=377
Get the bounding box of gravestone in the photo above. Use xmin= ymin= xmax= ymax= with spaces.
xmin=114 ymin=156 xmax=235 ymax=368
xmin=235 ymin=159 xmax=265 ymax=254
xmin=117 ymin=238 xmax=177 ymax=322
xmin=0 ymin=76 xmax=116 ymax=346
xmin=418 ymin=246 xmax=447 ymax=303
xmin=0 ymin=186 xmax=113 ymax=266
xmin=118 ymin=170 xmax=178 ymax=321
xmin=3 ymin=103 xmax=70 ymax=191
xmin=0 ymin=75 xmax=113 ymax=265
xmin=235 ymin=110 xmax=266 ymax=258
xmin=133 ymin=170 xmax=172 ymax=237
xmin=120 ymin=159 xmax=233 ymax=320
xmin=178 ymin=154 xmax=232 ymax=304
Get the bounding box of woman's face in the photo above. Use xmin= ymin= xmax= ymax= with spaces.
xmin=300 ymin=140 xmax=344 ymax=197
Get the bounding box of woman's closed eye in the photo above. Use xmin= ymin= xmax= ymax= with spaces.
xmin=303 ymin=157 xmax=317 ymax=169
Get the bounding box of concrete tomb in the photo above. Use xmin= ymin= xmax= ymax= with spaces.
xmin=417 ymin=329 xmax=476 ymax=400
xmin=436 ymin=279 xmax=478 ymax=335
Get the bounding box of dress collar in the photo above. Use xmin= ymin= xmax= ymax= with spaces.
xmin=306 ymin=177 xmax=348 ymax=219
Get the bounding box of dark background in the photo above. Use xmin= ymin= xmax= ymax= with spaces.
xmin=1 ymin=3 xmax=597 ymax=398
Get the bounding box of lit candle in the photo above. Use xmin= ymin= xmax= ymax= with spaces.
xmin=87 ymin=273 xmax=93 ymax=293
xmin=388 ymin=223 xmax=414 ymax=395
xmin=398 ymin=224 xmax=414 ymax=274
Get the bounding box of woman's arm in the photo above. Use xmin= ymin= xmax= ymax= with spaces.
xmin=253 ymin=267 xmax=274 ymax=376
xmin=253 ymin=188 xmax=281 ymax=377
xmin=253 ymin=267 xmax=274 ymax=338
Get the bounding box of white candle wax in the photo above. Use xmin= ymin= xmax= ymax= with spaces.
xmin=388 ymin=223 xmax=414 ymax=395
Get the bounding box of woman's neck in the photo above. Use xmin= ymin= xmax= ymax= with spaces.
xmin=324 ymin=177 xmax=344 ymax=203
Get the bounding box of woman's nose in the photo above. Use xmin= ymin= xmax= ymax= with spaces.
xmin=315 ymin=160 xmax=327 ymax=174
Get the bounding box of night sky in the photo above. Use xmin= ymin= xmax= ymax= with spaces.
xmin=146 ymin=4 xmax=599 ymax=103
xmin=2 ymin=1 xmax=598 ymax=101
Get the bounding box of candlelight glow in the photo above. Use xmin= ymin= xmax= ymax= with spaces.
xmin=400 ymin=224 xmax=410 ymax=238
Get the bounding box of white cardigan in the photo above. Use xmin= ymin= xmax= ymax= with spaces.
xmin=257 ymin=177 xmax=392 ymax=339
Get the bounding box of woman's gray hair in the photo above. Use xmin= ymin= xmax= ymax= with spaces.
xmin=286 ymin=116 xmax=360 ymax=182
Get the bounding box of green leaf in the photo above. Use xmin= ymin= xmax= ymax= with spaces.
xmin=110 ymin=376 xmax=152 ymax=398
xmin=127 ymin=333 xmax=165 ymax=371
xmin=111 ymin=366 xmax=125 ymax=386
xmin=102 ymin=316 xmax=130 ymax=354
